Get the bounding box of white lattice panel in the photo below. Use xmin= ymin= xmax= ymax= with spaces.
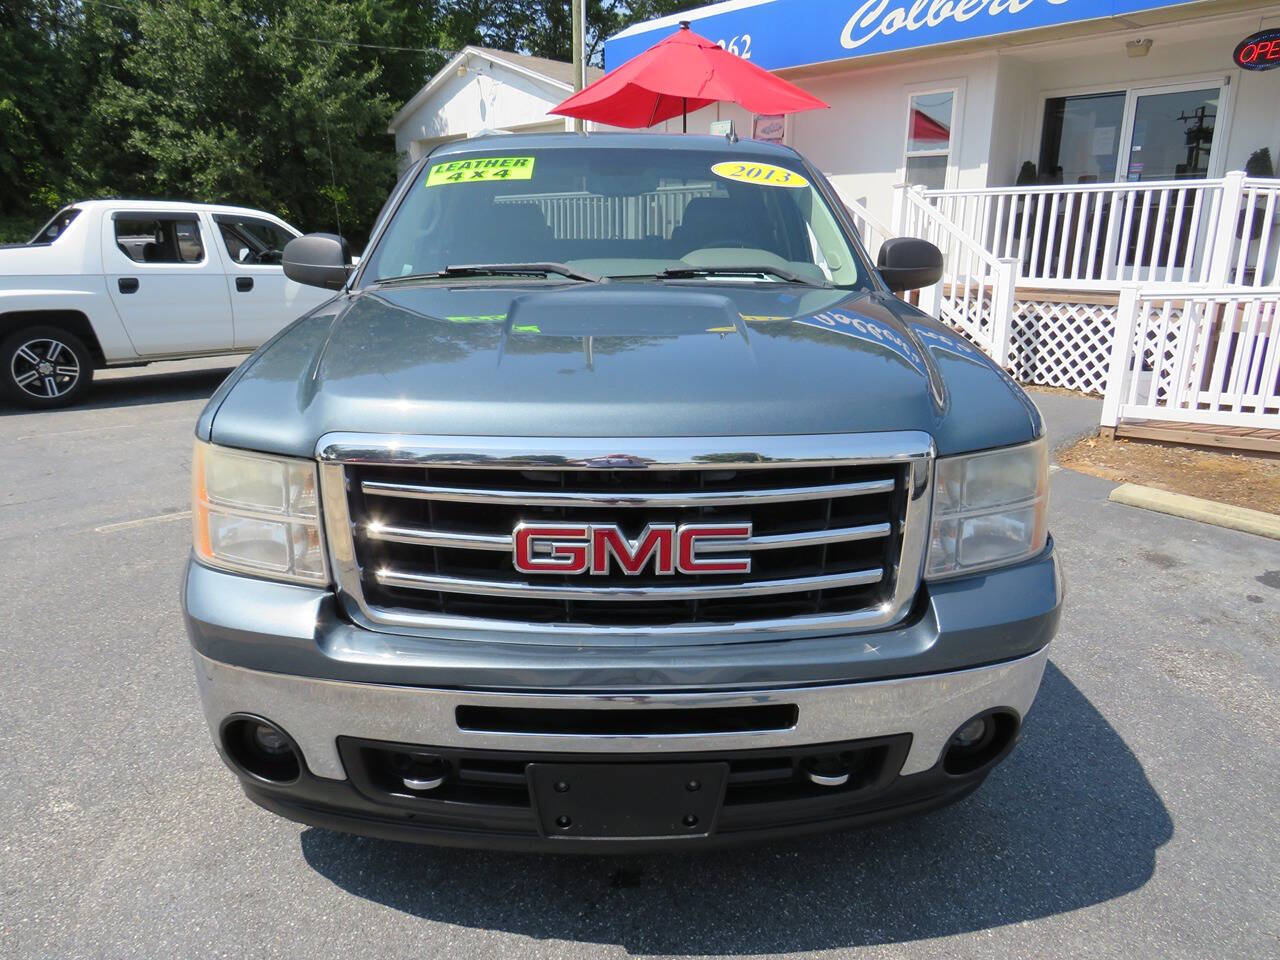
xmin=1008 ymin=299 xmax=1118 ymax=395
xmin=938 ymin=288 xmax=994 ymax=350
xmin=1136 ymin=304 xmax=1191 ymax=405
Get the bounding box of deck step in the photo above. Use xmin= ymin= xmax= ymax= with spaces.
xmin=1113 ymin=420 xmax=1280 ymax=455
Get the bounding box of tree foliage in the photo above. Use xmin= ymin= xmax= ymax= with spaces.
xmin=453 ymin=1 xmax=702 ymax=66
xmin=1 ymin=1 xmax=98 ymax=220
xmin=0 ymin=0 xmax=703 ymax=242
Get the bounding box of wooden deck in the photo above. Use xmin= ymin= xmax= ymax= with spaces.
xmin=937 ymin=282 xmax=1120 ymax=305
xmin=1111 ymin=420 xmax=1280 ymax=455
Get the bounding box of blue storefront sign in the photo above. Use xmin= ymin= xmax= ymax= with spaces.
xmin=605 ymin=0 xmax=1197 ymax=71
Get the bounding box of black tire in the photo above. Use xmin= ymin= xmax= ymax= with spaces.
xmin=0 ymin=325 xmax=95 ymax=409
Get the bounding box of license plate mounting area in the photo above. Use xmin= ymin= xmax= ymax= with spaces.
xmin=527 ymin=761 xmax=728 ymax=840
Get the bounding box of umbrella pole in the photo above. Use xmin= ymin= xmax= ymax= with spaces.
xmin=682 ymin=97 xmax=687 ymax=133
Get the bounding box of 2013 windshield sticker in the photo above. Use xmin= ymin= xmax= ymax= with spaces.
xmin=426 ymin=157 xmax=535 ymax=186
xmin=711 ymin=161 xmax=809 ymax=189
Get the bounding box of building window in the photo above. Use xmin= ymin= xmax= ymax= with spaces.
xmin=904 ymin=90 xmax=954 ymax=190
xmin=1123 ymin=86 xmax=1219 ymax=181
xmin=1039 ymin=92 xmax=1125 ymax=185
xmin=1040 ymin=83 xmax=1223 ymax=184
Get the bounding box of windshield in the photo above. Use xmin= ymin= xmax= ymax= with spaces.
xmin=365 ymin=147 xmax=867 ymax=288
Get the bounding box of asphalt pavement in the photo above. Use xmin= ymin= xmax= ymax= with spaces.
xmin=1 ymin=363 xmax=1276 ymax=959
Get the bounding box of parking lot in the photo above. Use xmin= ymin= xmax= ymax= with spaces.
xmin=1 ymin=362 xmax=1276 ymax=960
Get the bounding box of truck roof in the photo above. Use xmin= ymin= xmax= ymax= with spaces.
xmin=432 ymin=131 xmax=802 ymax=161
xmin=67 ymin=198 xmax=290 ymax=220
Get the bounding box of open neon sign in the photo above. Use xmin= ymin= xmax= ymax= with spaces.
xmin=1234 ymin=29 xmax=1280 ymax=71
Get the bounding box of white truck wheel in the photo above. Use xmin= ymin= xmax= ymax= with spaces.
xmin=1 ymin=325 xmax=94 ymax=409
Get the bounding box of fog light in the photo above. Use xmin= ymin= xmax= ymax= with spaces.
xmin=952 ymin=716 xmax=989 ymax=747
xmin=942 ymin=710 xmax=1020 ymax=776
xmin=252 ymin=723 xmax=292 ymax=755
xmin=220 ymin=715 xmax=302 ymax=784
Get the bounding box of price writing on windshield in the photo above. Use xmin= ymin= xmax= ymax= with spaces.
xmin=711 ymin=161 xmax=809 ymax=189
xmin=426 ymin=156 xmax=536 ymax=186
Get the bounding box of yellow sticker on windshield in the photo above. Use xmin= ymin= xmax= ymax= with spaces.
xmin=426 ymin=156 xmax=535 ymax=186
xmin=711 ymin=161 xmax=808 ymax=189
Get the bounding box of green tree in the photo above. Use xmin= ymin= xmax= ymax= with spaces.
xmin=0 ymin=0 xmax=707 ymax=243
xmin=447 ymin=1 xmax=702 ymax=66
xmin=0 ymin=1 xmax=92 ymax=237
xmin=76 ymin=0 xmax=412 ymax=242
xmin=591 ymin=1 xmax=704 ymax=63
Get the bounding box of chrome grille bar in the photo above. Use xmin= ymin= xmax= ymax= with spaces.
xmin=318 ymin=432 xmax=935 ymax=469
xmin=366 ymin=524 xmax=510 ymax=551
xmin=375 ymin=567 xmax=884 ymax=601
xmin=364 ymin=521 xmax=893 ymax=553
xmin=361 ymin=477 xmax=895 ymax=508
xmin=706 ymin=522 xmax=891 ymax=552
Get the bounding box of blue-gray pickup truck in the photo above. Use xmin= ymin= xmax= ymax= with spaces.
xmin=184 ymin=133 xmax=1061 ymax=852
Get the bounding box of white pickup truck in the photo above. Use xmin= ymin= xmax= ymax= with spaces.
xmin=0 ymin=199 xmax=332 ymax=407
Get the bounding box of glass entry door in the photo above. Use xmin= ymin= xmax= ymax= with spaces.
xmin=1039 ymin=81 xmax=1226 ymax=184
xmin=1040 ymin=91 xmax=1126 ymax=184
xmin=1120 ymin=84 xmax=1222 ymax=181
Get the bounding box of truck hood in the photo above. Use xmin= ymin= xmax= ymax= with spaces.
xmin=203 ymin=282 xmax=1040 ymax=458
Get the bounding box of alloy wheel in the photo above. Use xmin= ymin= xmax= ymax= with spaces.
xmin=10 ymin=337 xmax=81 ymax=400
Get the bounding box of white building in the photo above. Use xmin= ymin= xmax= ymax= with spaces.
xmin=608 ymin=0 xmax=1280 ymax=231
xmin=612 ymin=0 xmax=1280 ymax=447
xmin=388 ymin=47 xmax=602 ymax=162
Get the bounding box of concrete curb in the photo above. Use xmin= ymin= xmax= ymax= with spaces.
xmin=1108 ymin=483 xmax=1280 ymax=540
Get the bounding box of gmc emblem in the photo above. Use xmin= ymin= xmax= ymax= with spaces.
xmin=512 ymin=522 xmax=752 ymax=576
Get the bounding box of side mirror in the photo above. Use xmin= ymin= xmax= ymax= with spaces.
xmin=877 ymin=237 xmax=943 ymax=293
xmin=282 ymin=233 xmax=352 ymax=290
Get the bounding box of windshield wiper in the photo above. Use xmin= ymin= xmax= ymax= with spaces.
xmin=377 ymin=262 xmax=603 ymax=285
xmin=636 ymin=265 xmax=831 ymax=288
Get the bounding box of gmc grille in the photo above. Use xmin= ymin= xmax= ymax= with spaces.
xmin=318 ymin=434 xmax=932 ymax=641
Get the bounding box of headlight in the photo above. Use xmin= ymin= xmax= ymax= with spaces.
xmin=926 ymin=438 xmax=1048 ymax=579
xmin=191 ymin=440 xmax=328 ymax=584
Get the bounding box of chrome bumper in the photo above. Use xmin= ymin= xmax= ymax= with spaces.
xmin=191 ymin=646 xmax=1049 ymax=781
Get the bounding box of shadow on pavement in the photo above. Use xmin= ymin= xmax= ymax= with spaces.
xmin=300 ymin=662 xmax=1171 ymax=953
xmin=0 ymin=363 xmax=239 ymax=416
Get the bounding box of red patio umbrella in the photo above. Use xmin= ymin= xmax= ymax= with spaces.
xmin=550 ymin=22 xmax=828 ymax=131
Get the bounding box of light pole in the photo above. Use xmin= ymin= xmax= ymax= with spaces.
xmin=571 ymin=0 xmax=585 ymax=132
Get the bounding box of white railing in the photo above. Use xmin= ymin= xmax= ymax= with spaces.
xmin=840 ymin=194 xmax=895 ymax=262
xmin=916 ymin=172 xmax=1280 ymax=291
xmin=894 ymin=184 xmax=1019 ymax=363
xmin=1101 ymin=285 xmax=1280 ymax=430
xmin=1230 ymin=178 xmax=1280 ymax=287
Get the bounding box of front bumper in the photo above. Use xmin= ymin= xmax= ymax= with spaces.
xmin=191 ymin=646 xmax=1048 ymax=851
xmin=185 ymin=543 xmax=1061 ymax=851
xmin=194 ymin=646 xmax=1047 ymax=779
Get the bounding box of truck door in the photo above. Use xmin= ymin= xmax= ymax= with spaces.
xmin=212 ymin=214 xmax=331 ymax=349
xmin=102 ymin=210 xmax=234 ymax=356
